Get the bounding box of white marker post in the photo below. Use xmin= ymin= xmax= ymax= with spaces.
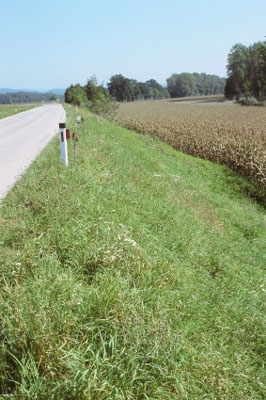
xmin=59 ymin=122 xmax=68 ymax=166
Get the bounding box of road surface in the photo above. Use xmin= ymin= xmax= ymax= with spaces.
xmin=0 ymin=104 xmax=66 ymax=200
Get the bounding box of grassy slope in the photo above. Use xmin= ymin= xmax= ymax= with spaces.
xmin=0 ymin=105 xmax=265 ymax=399
xmin=0 ymin=105 xmax=36 ymax=120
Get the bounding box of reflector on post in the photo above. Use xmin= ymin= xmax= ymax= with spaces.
xmin=59 ymin=123 xmax=68 ymax=166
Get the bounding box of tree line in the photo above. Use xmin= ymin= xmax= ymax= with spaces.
xmin=225 ymin=39 xmax=266 ymax=99
xmin=65 ymin=77 xmax=119 ymax=119
xmin=167 ymin=73 xmax=225 ymax=98
xmin=65 ymin=75 xmax=170 ymax=105
xmin=0 ymin=92 xmax=60 ymax=104
xmin=65 ymin=72 xmax=226 ymax=106
xmin=107 ymin=75 xmax=170 ymax=101
xmin=4 ymin=39 xmax=266 ymax=106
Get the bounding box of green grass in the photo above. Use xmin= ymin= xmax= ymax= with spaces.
xmin=0 ymin=104 xmax=37 ymax=120
xmin=0 ymin=105 xmax=265 ymax=399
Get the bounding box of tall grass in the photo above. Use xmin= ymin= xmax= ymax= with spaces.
xmin=0 ymin=105 xmax=265 ymax=399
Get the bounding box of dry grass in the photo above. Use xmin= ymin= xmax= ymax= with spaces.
xmin=117 ymin=98 xmax=266 ymax=191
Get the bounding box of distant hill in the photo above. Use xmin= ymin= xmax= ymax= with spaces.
xmin=48 ymin=88 xmax=65 ymax=96
xmin=0 ymin=88 xmax=25 ymax=94
xmin=0 ymin=91 xmax=64 ymax=104
xmin=0 ymin=88 xmax=65 ymax=96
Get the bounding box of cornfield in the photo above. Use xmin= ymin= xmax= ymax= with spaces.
xmin=117 ymin=98 xmax=266 ymax=191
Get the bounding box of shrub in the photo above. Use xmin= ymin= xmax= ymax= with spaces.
xmin=237 ymin=96 xmax=264 ymax=106
xmin=88 ymin=95 xmax=119 ymax=120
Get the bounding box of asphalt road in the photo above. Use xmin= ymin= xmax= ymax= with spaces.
xmin=0 ymin=104 xmax=66 ymax=200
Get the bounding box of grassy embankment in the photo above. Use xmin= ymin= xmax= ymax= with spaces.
xmin=0 ymin=105 xmax=265 ymax=399
xmin=0 ymin=105 xmax=38 ymax=120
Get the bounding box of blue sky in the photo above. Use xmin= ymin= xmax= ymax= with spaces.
xmin=1 ymin=0 xmax=266 ymax=90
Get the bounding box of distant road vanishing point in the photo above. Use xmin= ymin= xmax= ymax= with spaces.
xmin=0 ymin=104 xmax=66 ymax=200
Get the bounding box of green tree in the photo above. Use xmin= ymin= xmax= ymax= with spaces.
xmin=167 ymin=73 xmax=197 ymax=97
xmin=137 ymin=83 xmax=151 ymax=100
xmin=65 ymin=78 xmax=118 ymax=120
xmin=225 ymin=44 xmax=249 ymax=97
xmin=225 ymin=39 xmax=266 ymax=99
xmin=249 ymin=42 xmax=266 ymax=97
xmin=129 ymin=79 xmax=141 ymax=101
xmin=146 ymin=79 xmax=169 ymax=98
xmin=85 ymin=76 xmax=107 ymax=101
xmin=107 ymin=76 xmax=169 ymax=102
xmin=108 ymin=74 xmax=133 ymax=102
xmin=167 ymin=73 xmax=225 ymax=98
xmin=65 ymin=84 xmax=87 ymax=105
xmin=50 ymin=94 xmax=57 ymax=102
xmin=85 ymin=76 xmax=118 ymax=119
xmin=145 ymin=79 xmax=162 ymax=90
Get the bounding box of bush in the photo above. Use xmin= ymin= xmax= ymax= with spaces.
xmin=88 ymin=95 xmax=119 ymax=120
xmin=237 ymin=96 xmax=264 ymax=106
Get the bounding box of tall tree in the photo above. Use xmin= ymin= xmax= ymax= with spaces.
xmin=65 ymin=84 xmax=87 ymax=105
xmin=108 ymin=74 xmax=133 ymax=102
xmin=146 ymin=79 xmax=169 ymax=98
xmin=137 ymin=82 xmax=152 ymax=100
xmin=85 ymin=76 xmax=107 ymax=101
xmin=167 ymin=73 xmax=197 ymax=97
xmin=226 ymin=44 xmax=249 ymax=96
xmin=225 ymin=39 xmax=266 ymax=98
